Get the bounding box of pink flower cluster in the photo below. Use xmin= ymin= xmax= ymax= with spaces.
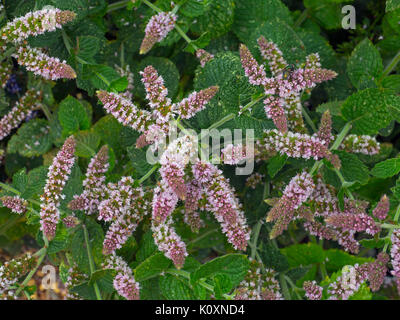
xmin=235 ymin=260 xmax=283 ymax=300
xmin=40 ymin=136 xmax=76 ymax=240
xmin=69 ymin=145 xmax=109 ymax=214
xmin=176 ymin=86 xmax=219 ymax=119
xmin=64 ymin=264 xmax=88 ymax=300
xmin=267 ymin=171 xmax=315 ymax=238
xmin=96 ymin=91 xmax=152 ymax=134
xmin=325 ymin=211 xmax=380 ymax=236
xmin=152 ymin=216 xmax=188 ymax=269
xmin=372 ymin=195 xmax=389 ymax=220
xmin=0 ymin=89 xmax=42 ymax=141
xmin=13 ymin=45 xmax=77 ymax=80
xmin=303 ymin=280 xmax=322 ymax=300
xmin=0 ymin=61 xmax=12 ymax=88
xmin=328 ymin=264 xmax=369 ymax=300
xmin=221 ymin=143 xmax=249 ymax=165
xmin=0 ymin=253 xmax=36 ymax=299
xmin=240 ymin=37 xmax=336 ymax=133
xmin=192 ymin=160 xmax=250 ymax=250
xmin=104 ymin=253 xmax=140 ymax=300
xmin=196 ymin=49 xmax=214 ymax=67
xmin=390 ymin=229 xmax=400 ymax=292
xmin=316 ymin=110 xmax=333 ymax=146
xmin=140 ymin=11 xmax=177 ymax=54
xmin=340 ymin=134 xmax=380 ymax=155
xmin=1 ymin=195 xmax=28 ymax=214
xmin=100 ymin=177 xmax=151 ymax=254
xmin=258 ymin=129 xmax=340 ymax=168
xmin=183 ymin=179 xmax=204 ymax=232
xmin=159 ymin=135 xmax=197 ymax=200
xmin=1 ymin=8 xmax=75 ymax=43
xmin=98 ymin=66 xmax=217 ymax=148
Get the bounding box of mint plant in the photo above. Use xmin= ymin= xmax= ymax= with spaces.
xmin=0 ymin=0 xmax=400 ymax=301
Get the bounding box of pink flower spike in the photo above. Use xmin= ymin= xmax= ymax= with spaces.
xmin=1 ymin=195 xmax=28 ymax=214
xmin=140 ymin=12 xmax=177 ymax=54
xmin=372 ymin=195 xmax=389 ymax=220
xmin=152 ymin=216 xmax=188 ymax=269
xmin=40 ymin=136 xmax=76 ymax=240
xmin=257 ymin=36 xmax=288 ymax=76
xmin=104 ymin=253 xmax=140 ymax=300
xmin=176 ymin=86 xmax=219 ymax=119
xmin=239 ymin=44 xmax=268 ymax=86
xmin=13 ymin=45 xmax=76 ymax=80
xmin=303 ymin=281 xmax=322 ymax=300
xmin=196 ymin=49 xmax=214 ymax=67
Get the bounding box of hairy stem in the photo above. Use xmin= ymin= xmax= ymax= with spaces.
xmin=83 ymin=224 xmax=102 ymax=300
xmin=107 ymin=0 xmax=130 ymax=13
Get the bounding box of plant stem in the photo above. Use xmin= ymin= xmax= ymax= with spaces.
xmin=250 ymin=220 xmax=262 ymax=260
xmin=381 ymin=50 xmax=400 ymax=79
xmin=302 ymin=106 xmax=317 ymax=133
xmin=83 ymin=224 xmax=102 ymax=300
xmin=240 ymin=94 xmax=265 ymax=114
xmin=107 ymin=0 xmax=130 ymax=13
xmin=294 ymin=9 xmax=310 ymax=28
xmin=40 ymin=103 xmax=53 ymax=121
xmin=167 ymin=269 xmax=233 ymax=299
xmin=207 ymin=113 xmax=235 ymax=131
xmin=142 ymin=0 xmax=162 ymax=13
xmin=383 ymin=204 xmax=400 ymax=253
xmin=279 ymin=273 xmax=291 ymax=300
xmin=138 ymin=164 xmax=159 ymax=184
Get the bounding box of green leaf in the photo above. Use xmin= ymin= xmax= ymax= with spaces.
xmin=127 ymin=145 xmax=153 ymax=177
xmin=76 ymin=35 xmax=102 ymax=63
xmin=387 ymin=0 xmax=400 ymax=12
xmin=74 ymin=130 xmax=100 ymax=158
xmin=180 ymin=0 xmax=208 ymax=17
xmin=159 ymin=273 xmax=195 ymax=300
xmin=347 ymin=39 xmax=383 ymax=89
xmin=7 ymin=119 xmax=53 ymax=157
xmin=89 ymin=269 xmax=115 ymax=294
xmin=232 ymin=0 xmax=292 ymax=42
xmin=359 ymin=238 xmax=386 ymax=249
xmin=136 ymin=230 xmax=158 ymax=262
xmin=108 ymin=77 xmax=128 ymax=92
xmin=259 ymin=241 xmax=289 ymax=272
xmin=37 ymin=226 xmax=69 ymax=255
xmin=190 ymin=254 xmax=249 ymax=287
xmin=213 ymin=273 xmax=233 ymax=298
xmin=190 ymin=0 xmax=235 ymax=38
xmin=93 ymin=115 xmax=124 ymax=157
xmin=304 ymin=0 xmax=346 ymax=30
xmin=83 ymin=64 xmax=122 ymax=90
xmin=280 ymin=243 xmax=324 ymax=268
xmin=58 ymin=96 xmax=90 ymax=136
xmin=324 ymin=249 xmax=372 ymax=273
xmin=334 ymin=150 xmax=369 ymax=185
xmin=341 ymin=88 xmax=398 ymax=135
xmin=267 ymin=154 xmax=288 ymax=178
xmin=21 ymin=166 xmax=48 ymax=200
xmin=371 ymin=158 xmax=400 ymax=178
xmin=134 ymin=252 xmax=172 ymax=282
